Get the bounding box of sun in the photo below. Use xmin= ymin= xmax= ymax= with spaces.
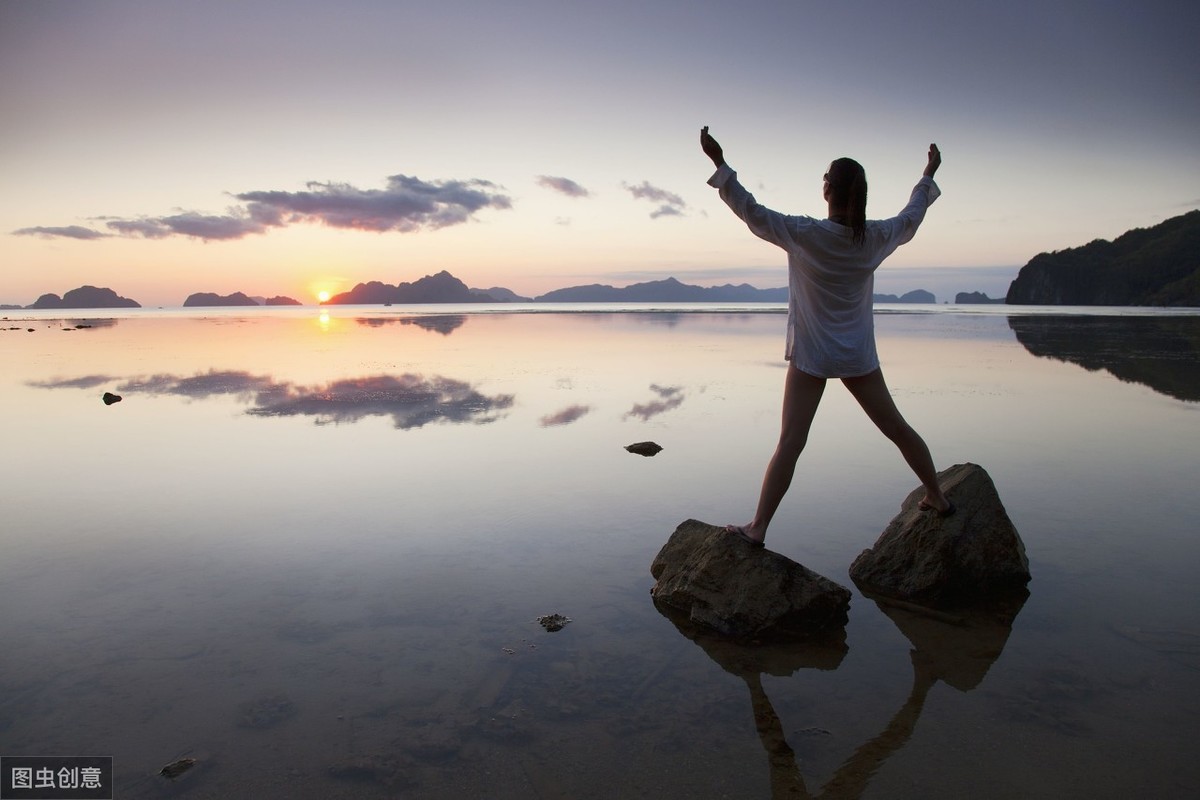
xmin=317 ymin=290 xmax=331 ymax=303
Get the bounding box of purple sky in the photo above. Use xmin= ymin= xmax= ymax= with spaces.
xmin=3 ymin=0 xmax=1197 ymax=305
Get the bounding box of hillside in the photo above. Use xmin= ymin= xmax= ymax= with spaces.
xmin=325 ymin=270 xmax=492 ymax=304
xmin=534 ymin=277 xmax=786 ymax=303
xmin=1006 ymin=210 xmax=1200 ymax=306
xmin=29 ymin=286 xmax=140 ymax=309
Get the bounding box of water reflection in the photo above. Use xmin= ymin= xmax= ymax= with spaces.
xmin=539 ymin=404 xmax=592 ymax=427
xmin=357 ymin=315 xmax=468 ymax=335
xmin=1008 ymin=315 xmax=1200 ymax=402
xmin=624 ymin=384 xmax=685 ymax=420
xmin=30 ymin=370 xmax=515 ymax=429
xmin=655 ymin=590 xmax=1026 ymax=799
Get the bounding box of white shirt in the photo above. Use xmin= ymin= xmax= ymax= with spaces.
xmin=708 ymin=164 xmax=940 ymax=378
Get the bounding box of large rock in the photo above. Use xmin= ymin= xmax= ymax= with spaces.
xmin=650 ymin=520 xmax=851 ymax=641
xmin=849 ymin=463 xmax=1030 ymax=605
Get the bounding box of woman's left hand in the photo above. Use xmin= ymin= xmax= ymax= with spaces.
xmin=924 ymin=143 xmax=941 ymax=178
xmin=701 ymin=126 xmax=725 ymax=168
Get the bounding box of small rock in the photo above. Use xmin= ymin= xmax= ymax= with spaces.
xmin=159 ymin=758 xmax=196 ymax=780
xmin=537 ymin=613 xmax=571 ymax=632
xmin=625 ymin=441 xmax=663 ymax=457
xmin=102 ymin=392 xmax=122 ymax=405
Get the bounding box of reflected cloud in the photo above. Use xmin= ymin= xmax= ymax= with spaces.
xmin=356 ymin=315 xmax=467 ymax=335
xmin=1009 ymin=315 xmax=1200 ymax=402
xmin=624 ymin=384 xmax=684 ymax=420
xmin=249 ymin=374 xmax=513 ymax=429
xmin=539 ymin=404 xmax=592 ymax=427
xmin=119 ymin=370 xmax=279 ymax=400
xmin=35 ymin=369 xmax=513 ymax=430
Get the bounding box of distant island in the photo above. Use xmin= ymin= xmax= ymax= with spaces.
xmin=530 ymin=277 xmax=786 ymax=303
xmin=183 ymin=292 xmax=301 ymax=307
xmin=10 ymin=275 xmax=952 ymax=309
xmin=28 ymin=286 xmax=140 ymax=309
xmin=329 ymin=274 xmax=938 ymax=304
xmin=325 ymin=270 xmax=489 ymax=304
xmin=873 ymin=289 xmax=934 ymax=304
xmin=1006 ymin=209 xmax=1200 ymax=306
xmin=956 ymin=291 xmax=1005 ymax=304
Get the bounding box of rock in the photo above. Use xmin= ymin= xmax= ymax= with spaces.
xmin=159 ymin=758 xmax=196 ymax=780
xmin=536 ymin=613 xmax=571 ymax=632
xmin=625 ymin=441 xmax=663 ymax=456
xmin=650 ymin=520 xmax=851 ymax=641
xmin=849 ymin=463 xmax=1031 ymax=605
xmin=102 ymin=392 xmax=122 ymax=405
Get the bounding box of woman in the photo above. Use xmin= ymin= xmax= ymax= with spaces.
xmin=700 ymin=126 xmax=953 ymax=548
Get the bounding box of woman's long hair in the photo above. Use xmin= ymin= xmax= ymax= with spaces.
xmin=828 ymin=157 xmax=868 ymax=245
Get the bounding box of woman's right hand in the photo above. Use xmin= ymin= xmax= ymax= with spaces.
xmin=701 ymin=126 xmax=725 ymax=168
xmin=924 ymin=143 xmax=941 ymax=178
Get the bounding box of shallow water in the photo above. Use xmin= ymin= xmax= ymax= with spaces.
xmin=1 ymin=307 xmax=1198 ymax=798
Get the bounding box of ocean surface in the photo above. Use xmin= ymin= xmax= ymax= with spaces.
xmin=2 ymin=304 xmax=1198 ymax=799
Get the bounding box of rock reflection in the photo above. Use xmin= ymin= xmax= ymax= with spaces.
xmin=817 ymin=589 xmax=1029 ymax=799
xmin=33 ymin=369 xmax=514 ymax=429
xmin=1008 ymin=314 xmax=1200 ymax=402
xmin=654 ymin=600 xmax=845 ymax=798
xmin=655 ymin=588 xmax=1027 ymax=799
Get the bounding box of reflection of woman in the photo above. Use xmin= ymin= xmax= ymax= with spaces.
xmin=701 ymin=127 xmax=953 ymax=547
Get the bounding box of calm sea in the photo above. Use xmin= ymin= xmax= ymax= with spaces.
xmin=2 ymin=304 xmax=1198 ymax=798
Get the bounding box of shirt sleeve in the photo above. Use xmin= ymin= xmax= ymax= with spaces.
xmin=874 ymin=177 xmax=941 ymax=249
xmin=707 ymin=163 xmax=803 ymax=251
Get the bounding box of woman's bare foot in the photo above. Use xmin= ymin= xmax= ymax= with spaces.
xmin=918 ymin=494 xmax=955 ymax=517
xmin=725 ymin=523 xmax=766 ymax=547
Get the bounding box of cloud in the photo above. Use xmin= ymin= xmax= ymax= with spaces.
xmin=536 ymin=175 xmax=590 ymax=198
xmin=622 ymin=181 xmax=687 ymax=219
xmin=20 ymin=173 xmax=512 ymax=243
xmin=539 ymin=404 xmax=592 ymax=427
xmin=12 ymin=225 xmax=108 ymax=240
xmin=106 ymin=211 xmax=267 ymax=241
xmin=27 ymin=375 xmax=118 ymax=389
xmin=624 ymin=384 xmax=685 ymax=420
xmin=235 ymin=174 xmax=512 ymax=234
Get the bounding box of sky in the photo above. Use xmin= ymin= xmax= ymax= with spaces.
xmin=3 ymin=0 xmax=1198 ymax=307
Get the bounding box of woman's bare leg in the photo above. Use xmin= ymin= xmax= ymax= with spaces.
xmin=840 ymin=368 xmax=950 ymax=512
xmin=730 ymin=365 xmax=827 ymax=544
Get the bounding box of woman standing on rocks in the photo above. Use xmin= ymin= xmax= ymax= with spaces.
xmin=700 ymin=126 xmax=953 ymax=548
